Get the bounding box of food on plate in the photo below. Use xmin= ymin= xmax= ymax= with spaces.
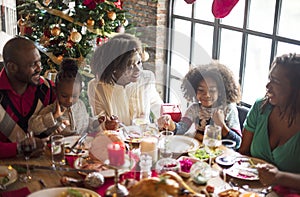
xmin=179 ymin=158 xmax=194 ymax=173
xmin=240 ymin=192 xmax=260 ymax=197
xmin=78 ymin=159 xmax=108 ymax=172
xmin=189 ymin=148 xmax=222 ymax=160
xmin=128 ymin=171 xmax=202 ymax=197
xmin=206 ymin=185 xmax=215 ymax=194
xmin=59 ymin=188 xmax=98 ymax=197
xmin=218 ymin=189 xmax=240 ymax=197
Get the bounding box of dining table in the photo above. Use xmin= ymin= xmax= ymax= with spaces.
xmin=0 ymin=134 xmax=280 ymax=197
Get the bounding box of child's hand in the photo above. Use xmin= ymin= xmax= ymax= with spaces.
xmin=212 ymin=109 xmax=225 ymax=127
xmin=53 ymin=101 xmax=66 ymax=119
xmin=157 ymin=115 xmax=175 ymax=131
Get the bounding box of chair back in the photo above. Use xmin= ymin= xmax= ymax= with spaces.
xmin=237 ymin=105 xmax=250 ymax=132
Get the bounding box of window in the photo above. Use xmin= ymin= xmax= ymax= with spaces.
xmin=167 ymin=0 xmax=300 ymax=109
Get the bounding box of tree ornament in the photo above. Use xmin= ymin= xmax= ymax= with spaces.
xmin=122 ymin=19 xmax=129 ymax=27
xmin=107 ymin=11 xmax=116 ymax=21
xmin=17 ymin=18 xmax=27 ymax=36
xmin=70 ymin=31 xmax=82 ymax=43
xmin=51 ymin=26 xmax=61 ymax=37
xmin=87 ymin=18 xmax=95 ymax=27
xmin=43 ymin=0 xmax=52 ymax=6
xmin=115 ymin=25 xmax=125 ymax=33
xmin=81 ymin=24 xmax=87 ymax=35
xmin=99 ymin=18 xmax=105 ymax=27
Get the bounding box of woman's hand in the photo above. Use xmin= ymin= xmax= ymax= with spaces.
xmin=157 ymin=115 xmax=176 ymax=131
xmin=256 ymin=163 xmax=279 ymax=186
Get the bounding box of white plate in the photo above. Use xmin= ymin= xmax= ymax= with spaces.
xmin=0 ymin=165 xmax=18 ymax=188
xmin=224 ymin=157 xmax=260 ymax=181
xmin=74 ymin=155 xmax=135 ymax=178
xmin=188 ymin=147 xmax=223 ymax=161
xmin=158 ymin=135 xmax=199 ymax=155
xmin=27 ymin=187 xmax=101 ymax=197
xmin=64 ymin=135 xmax=94 ymax=156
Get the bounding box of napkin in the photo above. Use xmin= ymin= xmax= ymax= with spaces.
xmin=0 ymin=187 xmax=31 ymax=197
xmin=273 ymin=185 xmax=300 ymax=197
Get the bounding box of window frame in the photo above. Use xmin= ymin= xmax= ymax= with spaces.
xmin=166 ymin=0 xmax=300 ymax=107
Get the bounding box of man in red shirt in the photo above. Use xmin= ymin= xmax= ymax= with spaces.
xmin=0 ymin=36 xmax=56 ymax=158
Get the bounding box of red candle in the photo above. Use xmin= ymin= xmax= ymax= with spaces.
xmin=107 ymin=142 xmax=125 ymax=167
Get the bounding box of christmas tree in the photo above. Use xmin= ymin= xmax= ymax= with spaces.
xmin=16 ymin=0 xmax=132 ymax=114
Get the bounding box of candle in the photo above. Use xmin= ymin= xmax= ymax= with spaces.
xmin=140 ymin=136 xmax=158 ymax=162
xmin=107 ymin=142 xmax=125 ymax=167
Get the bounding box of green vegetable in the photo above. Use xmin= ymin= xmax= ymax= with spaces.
xmin=1 ymin=176 xmax=9 ymax=185
xmin=67 ymin=188 xmax=83 ymax=197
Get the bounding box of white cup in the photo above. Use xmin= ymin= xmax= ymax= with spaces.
xmin=51 ymin=135 xmax=65 ymax=166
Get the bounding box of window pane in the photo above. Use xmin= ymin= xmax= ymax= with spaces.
xmin=169 ymin=77 xmax=189 ymax=112
xmin=276 ymin=42 xmax=300 ymax=57
xmin=171 ymin=19 xmax=191 ymax=77
xmin=194 ymin=0 xmax=214 ymax=22
xmin=219 ymin=29 xmax=243 ymax=81
xmin=243 ymin=35 xmax=271 ymax=105
xmin=173 ymin=0 xmax=192 ymax=18
xmin=220 ymin=0 xmax=245 ymax=28
xmin=193 ymin=24 xmax=213 ymax=65
xmin=278 ymin=0 xmax=300 ymax=40
xmin=248 ymin=0 xmax=275 ymax=34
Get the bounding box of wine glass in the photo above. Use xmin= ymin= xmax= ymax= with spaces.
xmin=202 ymin=125 xmax=222 ymax=177
xmin=19 ymin=132 xmax=36 ymax=182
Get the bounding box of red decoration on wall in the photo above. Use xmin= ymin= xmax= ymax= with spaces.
xmin=212 ymin=0 xmax=239 ymax=18
xmin=184 ymin=0 xmax=196 ymax=4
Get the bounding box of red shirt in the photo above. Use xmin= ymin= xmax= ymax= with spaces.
xmin=0 ymin=68 xmax=56 ymax=142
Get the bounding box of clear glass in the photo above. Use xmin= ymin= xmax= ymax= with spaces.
xmin=158 ymin=130 xmax=174 ymax=159
xmin=220 ymin=0 xmax=245 ymax=28
xmin=19 ymin=133 xmax=36 ymax=182
xmin=193 ymin=24 xmax=213 ymax=65
xmin=276 ymin=42 xmax=300 ymax=57
xmin=202 ymin=125 xmax=221 ymax=177
xmin=242 ymin=35 xmax=271 ymax=105
xmin=171 ymin=18 xmax=191 ymax=77
xmin=248 ymin=0 xmax=275 ymax=34
xmin=173 ymin=0 xmax=192 ymax=18
xmin=278 ymin=0 xmax=300 ymax=40
xmin=194 ymin=0 xmax=214 ymax=22
xmin=51 ymin=135 xmax=66 ymax=166
xmin=219 ymin=29 xmax=243 ymax=80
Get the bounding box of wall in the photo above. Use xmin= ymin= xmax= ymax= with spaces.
xmin=123 ymin=0 xmax=169 ymax=100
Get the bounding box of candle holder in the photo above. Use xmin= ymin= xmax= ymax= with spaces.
xmin=105 ymin=168 xmax=129 ymax=197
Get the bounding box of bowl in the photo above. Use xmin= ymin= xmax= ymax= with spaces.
xmin=190 ymin=161 xmax=212 ymax=185
xmin=155 ymin=158 xmax=180 ymax=175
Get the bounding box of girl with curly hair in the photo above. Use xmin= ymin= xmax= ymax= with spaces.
xmin=158 ymin=61 xmax=242 ymax=149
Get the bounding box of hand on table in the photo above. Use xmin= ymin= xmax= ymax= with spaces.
xmin=256 ymin=163 xmax=279 ymax=186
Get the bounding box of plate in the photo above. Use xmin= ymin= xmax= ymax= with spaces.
xmin=0 ymin=165 xmax=17 ymax=188
xmin=121 ymin=125 xmax=143 ymax=143
xmin=158 ymin=135 xmax=200 ymax=156
xmin=215 ymin=155 xmax=235 ymax=167
xmin=188 ymin=147 xmax=223 ymax=161
xmin=74 ymin=155 xmax=135 ymax=178
xmin=27 ymin=187 xmax=101 ymax=197
xmin=224 ymin=157 xmax=261 ymax=180
xmin=64 ymin=135 xmax=94 ymax=156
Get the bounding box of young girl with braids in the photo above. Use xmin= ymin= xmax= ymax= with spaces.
xmin=158 ymin=61 xmax=242 ymax=149
xmin=28 ymin=59 xmax=101 ymax=137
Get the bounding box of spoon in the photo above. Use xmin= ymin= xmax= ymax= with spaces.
xmin=61 ymin=172 xmax=105 ymax=188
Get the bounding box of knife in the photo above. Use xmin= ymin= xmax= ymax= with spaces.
xmin=12 ymin=164 xmax=96 ymax=173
